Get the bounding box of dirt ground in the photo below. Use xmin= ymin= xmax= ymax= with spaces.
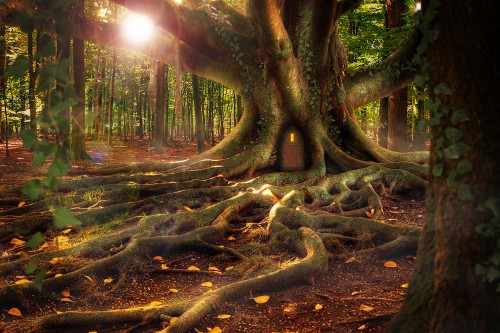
xmin=0 ymin=138 xmax=425 ymax=333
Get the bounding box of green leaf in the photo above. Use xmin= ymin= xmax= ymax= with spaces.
xmin=451 ymin=109 xmax=469 ymax=126
xmin=21 ymin=128 xmax=37 ymax=148
xmin=33 ymin=141 xmax=57 ymax=168
xmin=433 ymin=83 xmax=452 ymax=95
xmin=446 ymin=170 xmax=458 ymax=188
xmin=47 ymin=159 xmax=68 ymax=178
xmin=34 ymin=269 xmax=47 ymax=292
xmin=26 ymin=232 xmax=45 ymax=249
xmin=487 ymin=268 xmax=500 ymax=283
xmin=435 ymin=137 xmax=445 ymax=150
xmin=6 ymin=56 xmax=29 ymax=77
xmin=26 ymin=261 xmax=38 ymax=275
xmin=35 ymin=34 xmax=56 ymax=59
xmin=456 ymin=159 xmax=473 ymax=175
xmin=21 ymin=180 xmax=44 ymax=200
xmin=443 ymin=143 xmax=471 ymax=159
xmin=18 ymin=10 xmax=35 ymax=33
xmin=444 ymin=128 xmax=464 ymax=143
xmin=458 ymin=184 xmax=474 ymax=201
xmin=53 ymin=207 xmax=81 ymax=229
xmin=484 ymin=197 xmax=500 ymax=217
xmin=55 ymin=59 xmax=71 ymax=84
xmin=475 ymin=264 xmax=487 ymax=275
xmin=432 ymin=163 xmax=444 ymax=177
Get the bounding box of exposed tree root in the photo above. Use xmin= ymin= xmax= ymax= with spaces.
xmin=0 ymin=152 xmax=427 ymax=333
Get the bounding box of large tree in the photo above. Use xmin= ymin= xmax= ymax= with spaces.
xmin=1 ymin=0 xmax=496 ymax=332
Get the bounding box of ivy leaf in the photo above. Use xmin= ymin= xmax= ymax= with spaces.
xmin=33 ymin=141 xmax=57 ymax=168
xmin=458 ymin=184 xmax=474 ymax=201
xmin=26 ymin=232 xmax=45 ymax=249
xmin=25 ymin=261 xmax=38 ymax=275
xmin=53 ymin=207 xmax=81 ymax=229
xmin=21 ymin=179 xmax=44 ymax=200
xmin=21 ymin=128 xmax=37 ymax=148
xmin=446 ymin=170 xmax=458 ymax=188
xmin=451 ymin=109 xmax=469 ymax=126
xmin=444 ymin=128 xmax=464 ymax=143
xmin=6 ymin=56 xmax=29 ymax=77
xmin=47 ymin=159 xmax=68 ymax=178
xmin=35 ymin=34 xmax=56 ymax=59
xmin=443 ymin=143 xmax=471 ymax=159
xmin=433 ymin=83 xmax=452 ymax=95
xmin=456 ymin=159 xmax=473 ymax=175
xmin=432 ymin=163 xmax=444 ymax=177
xmin=486 ymin=268 xmax=500 ymax=283
xmin=34 ymin=269 xmax=47 ymax=292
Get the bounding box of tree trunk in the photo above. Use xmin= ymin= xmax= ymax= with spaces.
xmin=391 ymin=0 xmax=500 ymax=331
xmin=0 ymin=24 xmax=6 ymax=145
xmin=27 ymin=30 xmax=37 ymax=131
xmin=378 ymin=96 xmax=388 ymax=147
xmin=154 ymin=61 xmax=166 ymax=153
xmin=387 ymin=87 xmax=408 ymax=151
xmin=71 ymin=36 xmax=87 ymax=160
xmin=108 ymin=47 xmax=117 ymax=146
xmin=192 ymin=74 xmax=205 ymax=154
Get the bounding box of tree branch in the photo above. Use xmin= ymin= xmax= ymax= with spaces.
xmin=346 ymin=30 xmax=421 ymax=110
xmin=310 ymin=0 xmax=338 ymax=69
xmin=337 ymin=0 xmax=364 ymax=17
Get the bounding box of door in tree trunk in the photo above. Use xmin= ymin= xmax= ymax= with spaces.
xmin=280 ymin=126 xmax=305 ymax=172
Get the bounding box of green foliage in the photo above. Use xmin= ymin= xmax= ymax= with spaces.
xmin=5 ymin=55 xmax=29 ymax=77
xmin=26 ymin=232 xmax=45 ymax=249
xmin=53 ymin=207 xmax=82 ymax=229
xmin=25 ymin=262 xmax=38 ymax=275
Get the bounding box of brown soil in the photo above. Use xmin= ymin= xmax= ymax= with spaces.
xmin=0 ymin=138 xmax=425 ymax=333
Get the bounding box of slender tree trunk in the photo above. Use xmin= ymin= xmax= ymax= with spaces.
xmin=163 ymin=65 xmax=169 ymax=145
xmin=71 ymin=36 xmax=87 ymax=160
xmin=192 ymin=74 xmax=205 ymax=153
xmin=93 ymin=53 xmax=105 ymax=141
xmin=27 ymin=30 xmax=37 ymax=131
xmin=154 ymin=61 xmax=166 ymax=153
xmin=378 ymin=97 xmax=388 ymax=147
xmin=108 ymin=47 xmax=117 ymax=146
xmin=0 ymin=24 xmax=6 ymax=145
xmin=56 ymin=35 xmax=71 ymax=162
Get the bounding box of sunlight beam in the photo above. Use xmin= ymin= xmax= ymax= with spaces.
xmin=122 ymin=13 xmax=155 ymax=45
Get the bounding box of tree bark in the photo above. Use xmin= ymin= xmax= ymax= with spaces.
xmin=391 ymin=0 xmax=500 ymax=331
xmin=154 ymin=61 xmax=166 ymax=153
xmin=108 ymin=47 xmax=117 ymax=146
xmin=71 ymin=36 xmax=87 ymax=160
xmin=192 ymin=74 xmax=204 ymax=154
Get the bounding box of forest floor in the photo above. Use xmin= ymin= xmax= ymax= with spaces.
xmin=0 ymin=138 xmax=425 ymax=333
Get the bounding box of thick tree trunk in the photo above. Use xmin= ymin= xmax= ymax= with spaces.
xmin=391 ymin=1 xmax=500 ymax=331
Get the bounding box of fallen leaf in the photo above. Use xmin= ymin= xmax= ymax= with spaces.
xmin=161 ymin=263 xmax=168 ymax=270
xmin=227 ymin=236 xmax=236 ymax=241
xmin=384 ymin=261 xmax=398 ymax=268
xmin=55 ymin=273 xmax=64 ymax=278
xmin=8 ymin=307 xmax=22 ymax=317
xmin=225 ymin=266 xmax=234 ymax=271
xmin=209 ymin=327 xmax=222 ymax=333
xmin=18 ymin=201 xmax=26 ymax=208
xmin=88 ymin=331 xmax=98 ymax=333
xmin=150 ymin=301 xmax=163 ymax=306
xmin=184 ymin=206 xmax=193 ymax=211
xmin=84 ymin=275 xmax=95 ymax=283
xmin=61 ymin=289 xmax=70 ymax=297
xmin=217 ymin=314 xmax=231 ymax=319
xmin=201 ymin=281 xmax=213 ymax=287
xmin=38 ymin=243 xmax=49 ymax=250
xmin=170 ymin=317 xmax=179 ymax=323
xmin=187 ymin=265 xmax=200 ymax=271
xmin=365 ymin=208 xmax=375 ymax=218
xmin=351 ymin=291 xmax=364 ymax=296
xmin=208 ymin=266 xmax=220 ymax=271
xmin=169 ymin=288 xmax=179 ymax=293
xmin=358 ymin=324 xmax=366 ymax=330
xmin=314 ymin=304 xmax=323 ymax=311
xmin=401 ymin=283 xmax=409 ymax=288
xmin=49 ymin=257 xmax=61 ymax=265
xmin=359 ymin=304 xmax=374 ymax=312
xmin=14 ymin=279 xmax=31 ymax=285
xmin=103 ymin=277 xmax=113 ymax=284
xmin=60 ymin=298 xmax=74 ymax=302
xmin=345 ymin=257 xmax=356 ymax=264
xmin=10 ymin=238 xmax=26 ymax=246
xmin=62 ymin=229 xmax=72 ymax=235
xmin=15 ymin=275 xmax=26 ymax=279
xmin=253 ymin=295 xmax=270 ymax=304
xmin=153 ymin=256 xmax=164 ymax=261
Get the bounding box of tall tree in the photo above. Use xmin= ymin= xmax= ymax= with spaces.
xmin=154 ymin=61 xmax=166 ymax=153
xmin=192 ymin=73 xmax=205 ymax=153
xmin=0 ymin=24 xmax=6 ymax=145
xmin=391 ymin=0 xmax=500 ymax=331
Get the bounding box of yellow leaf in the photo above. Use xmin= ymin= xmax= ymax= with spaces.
xmin=55 ymin=273 xmax=64 ymax=278
xmin=14 ymin=279 xmax=31 ymax=285
xmin=227 ymin=236 xmax=236 ymax=241
xmin=169 ymin=288 xmax=179 ymax=293
xmin=103 ymin=277 xmax=113 ymax=284
xmin=345 ymin=257 xmax=356 ymax=264
xmin=18 ymin=201 xmax=26 ymax=207
xmin=15 ymin=275 xmax=26 ymax=279
xmin=84 ymin=275 xmax=95 ymax=283
xmin=208 ymin=266 xmax=220 ymax=271
xmin=49 ymin=257 xmax=60 ymax=265
xmin=225 ymin=266 xmax=234 ymax=271
xmin=201 ymin=281 xmax=213 ymax=287
xmin=161 ymin=264 xmax=168 ymax=270
xmin=170 ymin=317 xmax=178 ymax=324
xmin=60 ymin=298 xmax=74 ymax=302
xmin=187 ymin=265 xmax=200 ymax=271
xmin=153 ymin=256 xmax=164 ymax=261
xmin=365 ymin=208 xmax=375 ymax=218
xmin=62 ymin=229 xmax=72 ymax=235
xmin=401 ymin=283 xmax=409 ymax=288
xmin=359 ymin=304 xmax=374 ymax=312
xmin=351 ymin=291 xmax=364 ymax=296
xmin=314 ymin=304 xmax=323 ymax=311
xmin=184 ymin=206 xmax=193 ymax=211
xmin=150 ymin=301 xmax=163 ymax=306
xmin=384 ymin=261 xmax=398 ymax=268
xmin=38 ymin=243 xmax=49 ymax=250
xmin=88 ymin=331 xmax=98 ymax=333
xmin=10 ymin=238 xmax=26 ymax=246
xmin=253 ymin=295 xmax=270 ymax=304
xmin=209 ymin=327 xmax=222 ymax=333
xmin=61 ymin=289 xmax=70 ymax=297
xmin=358 ymin=324 xmax=366 ymax=330
xmin=217 ymin=314 xmax=231 ymax=319
xmin=8 ymin=307 xmax=22 ymax=317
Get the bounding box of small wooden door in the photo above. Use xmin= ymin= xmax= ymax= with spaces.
xmin=280 ymin=127 xmax=305 ymax=171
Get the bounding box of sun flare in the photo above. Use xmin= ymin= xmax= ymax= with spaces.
xmin=122 ymin=13 xmax=155 ymax=45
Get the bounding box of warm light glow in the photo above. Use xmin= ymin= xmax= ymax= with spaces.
xmin=173 ymin=0 xmax=182 ymax=3
xmin=290 ymin=132 xmax=295 ymax=143
xmin=414 ymin=2 xmax=422 ymax=12
xmin=122 ymin=13 xmax=155 ymax=45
